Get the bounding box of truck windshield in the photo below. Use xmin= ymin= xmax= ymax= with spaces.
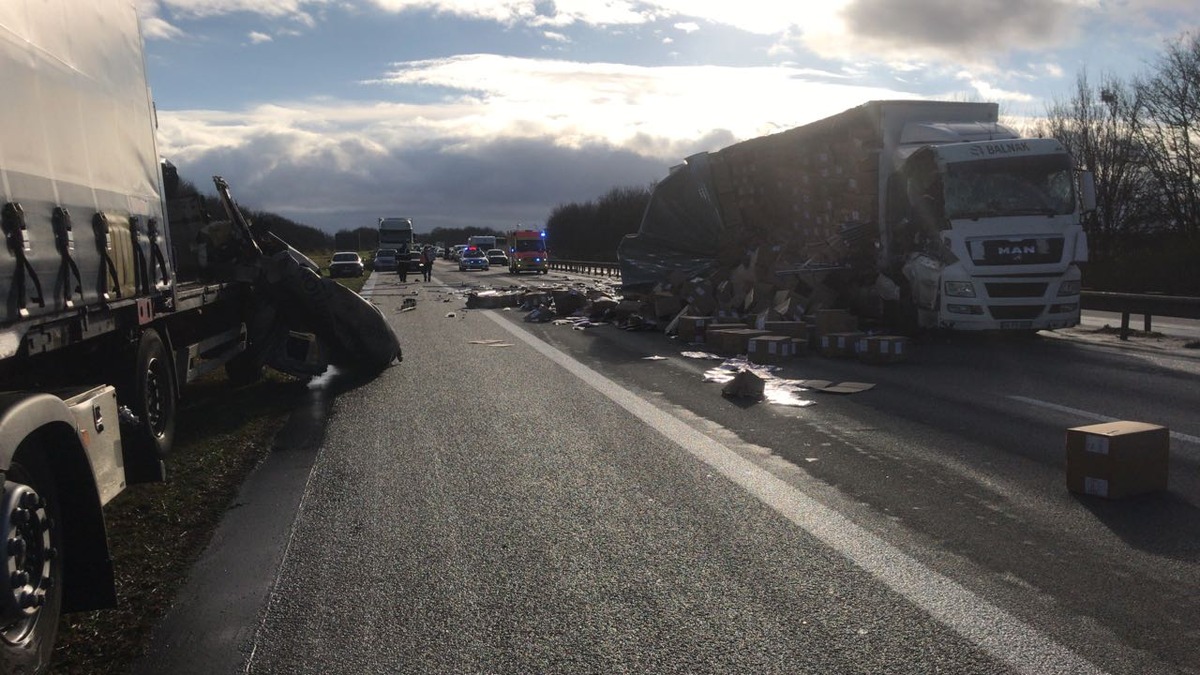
xmin=514 ymin=240 xmax=545 ymax=253
xmin=943 ymin=154 xmax=1075 ymax=219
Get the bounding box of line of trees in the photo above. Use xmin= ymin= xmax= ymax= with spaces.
xmin=168 ymin=174 xmax=336 ymax=252
xmin=1038 ymin=31 xmax=1200 ymax=293
xmin=543 ymin=186 xmax=651 ymax=261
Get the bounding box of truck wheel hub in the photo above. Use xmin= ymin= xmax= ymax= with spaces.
xmin=1 ymin=482 xmax=54 ymax=632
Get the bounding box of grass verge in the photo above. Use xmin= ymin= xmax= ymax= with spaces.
xmin=47 ymin=272 xmax=371 ymax=673
xmin=47 ymin=372 xmax=308 ymax=674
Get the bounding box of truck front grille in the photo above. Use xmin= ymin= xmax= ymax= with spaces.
xmin=985 ymin=283 xmax=1048 ymax=299
xmin=989 ymin=305 xmax=1045 ymax=320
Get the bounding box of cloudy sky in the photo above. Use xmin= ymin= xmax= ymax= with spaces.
xmin=136 ymin=0 xmax=1199 ymax=236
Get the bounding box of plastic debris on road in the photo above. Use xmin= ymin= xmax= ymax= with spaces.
xmin=642 ymin=355 xmax=668 ymax=361
xmin=681 ymin=351 xmax=724 ymax=360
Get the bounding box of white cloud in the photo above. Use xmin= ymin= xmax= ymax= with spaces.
xmin=155 ymin=0 xmax=329 ymax=19
xmin=158 ymin=55 xmax=919 ymax=230
xmin=674 ymin=21 xmax=700 ymax=33
xmin=362 ymin=54 xmax=912 ymax=147
xmin=248 ymin=30 xmax=273 ymax=43
xmin=140 ymin=15 xmax=187 ymax=40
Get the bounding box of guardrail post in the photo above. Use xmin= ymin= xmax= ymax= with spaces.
xmin=1119 ymin=312 xmax=1130 ymax=340
xmin=1144 ymin=314 xmax=1152 ymax=333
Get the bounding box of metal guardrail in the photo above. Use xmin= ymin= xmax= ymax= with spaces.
xmin=547 ymin=259 xmax=622 ymax=277
xmin=1080 ymin=291 xmax=1200 ymax=340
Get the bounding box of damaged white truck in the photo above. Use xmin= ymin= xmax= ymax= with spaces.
xmin=0 ymin=1 xmax=400 ymax=671
xmin=620 ymin=100 xmax=1096 ymax=332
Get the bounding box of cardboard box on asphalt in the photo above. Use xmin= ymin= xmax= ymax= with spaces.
xmin=747 ymin=335 xmax=799 ymax=364
xmin=819 ymin=331 xmax=866 ymax=357
xmin=722 ymin=369 xmax=765 ymax=399
xmin=677 ymin=315 xmax=715 ymax=343
xmin=652 ymin=293 xmax=683 ymax=318
xmin=707 ymin=328 xmax=771 ymax=355
xmin=1066 ymin=421 xmax=1169 ymax=499
xmin=856 ymin=335 xmax=911 ymax=364
xmin=761 ymin=320 xmax=808 ymax=339
xmin=815 ymin=308 xmax=858 ymax=337
xmin=551 ymin=289 xmax=588 ymax=316
xmin=613 ymin=299 xmax=645 ymax=318
xmin=684 ymin=278 xmax=717 ymax=315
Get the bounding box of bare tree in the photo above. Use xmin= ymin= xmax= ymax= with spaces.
xmin=1043 ymin=70 xmax=1154 ymax=258
xmin=1133 ymin=32 xmax=1200 ymax=237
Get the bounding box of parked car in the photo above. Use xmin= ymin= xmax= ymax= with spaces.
xmin=459 ymin=247 xmax=490 ymax=271
xmin=328 ymin=251 xmax=365 ymax=277
xmin=372 ymin=248 xmax=399 ymax=271
xmin=450 ymin=244 xmax=468 ymax=261
xmin=486 ymin=248 xmax=509 ymax=266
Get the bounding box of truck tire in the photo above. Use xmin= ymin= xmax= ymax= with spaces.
xmin=121 ymin=329 xmax=177 ymax=459
xmin=0 ymin=454 xmax=64 ymax=675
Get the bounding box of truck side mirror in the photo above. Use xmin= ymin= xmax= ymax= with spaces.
xmin=1079 ymin=171 xmax=1097 ymax=213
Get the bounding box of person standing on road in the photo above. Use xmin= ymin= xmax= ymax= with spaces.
xmin=421 ymin=245 xmax=435 ymax=282
xmin=397 ymin=242 xmax=410 ymax=282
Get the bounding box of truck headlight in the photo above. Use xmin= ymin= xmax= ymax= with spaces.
xmin=1057 ymin=280 xmax=1080 ymax=296
xmin=944 ymin=281 xmax=976 ymax=298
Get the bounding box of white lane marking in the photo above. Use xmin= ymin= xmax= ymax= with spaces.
xmin=485 ymin=312 xmax=1105 ymax=675
xmin=360 ymin=272 xmax=378 ymax=297
xmin=1009 ymin=395 xmax=1200 ymax=445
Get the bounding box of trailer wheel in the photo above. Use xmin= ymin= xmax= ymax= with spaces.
xmin=0 ymin=454 xmax=64 ymax=675
xmin=122 ymin=329 xmax=177 ymax=459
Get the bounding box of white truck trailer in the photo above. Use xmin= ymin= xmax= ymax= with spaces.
xmin=0 ymin=2 xmax=399 ymax=671
xmin=620 ymin=100 xmax=1096 ymax=332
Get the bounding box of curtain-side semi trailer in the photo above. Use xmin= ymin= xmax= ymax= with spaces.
xmin=0 ymin=2 xmax=400 ymax=671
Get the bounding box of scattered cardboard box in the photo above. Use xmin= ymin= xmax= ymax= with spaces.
xmin=652 ymin=293 xmax=683 ymax=318
xmin=761 ymin=320 xmax=808 ymax=339
xmin=700 ymin=322 xmax=749 ymax=345
xmin=707 ymin=328 xmax=771 ymax=355
xmin=815 ymin=308 xmax=858 ymax=337
xmin=747 ymin=335 xmax=798 ymax=365
xmin=722 ymin=369 xmax=765 ymax=399
xmin=819 ymin=331 xmax=866 ymax=357
xmin=677 ymin=315 xmax=715 ymax=343
xmin=856 ymin=335 xmax=911 ymax=364
xmin=1066 ymin=421 xmax=1169 ymax=499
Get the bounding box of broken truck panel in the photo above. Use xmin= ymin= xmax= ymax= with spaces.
xmin=213 ymin=177 xmax=403 ymax=375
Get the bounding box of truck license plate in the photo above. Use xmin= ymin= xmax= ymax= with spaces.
xmin=1001 ymin=321 xmax=1033 ymax=330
